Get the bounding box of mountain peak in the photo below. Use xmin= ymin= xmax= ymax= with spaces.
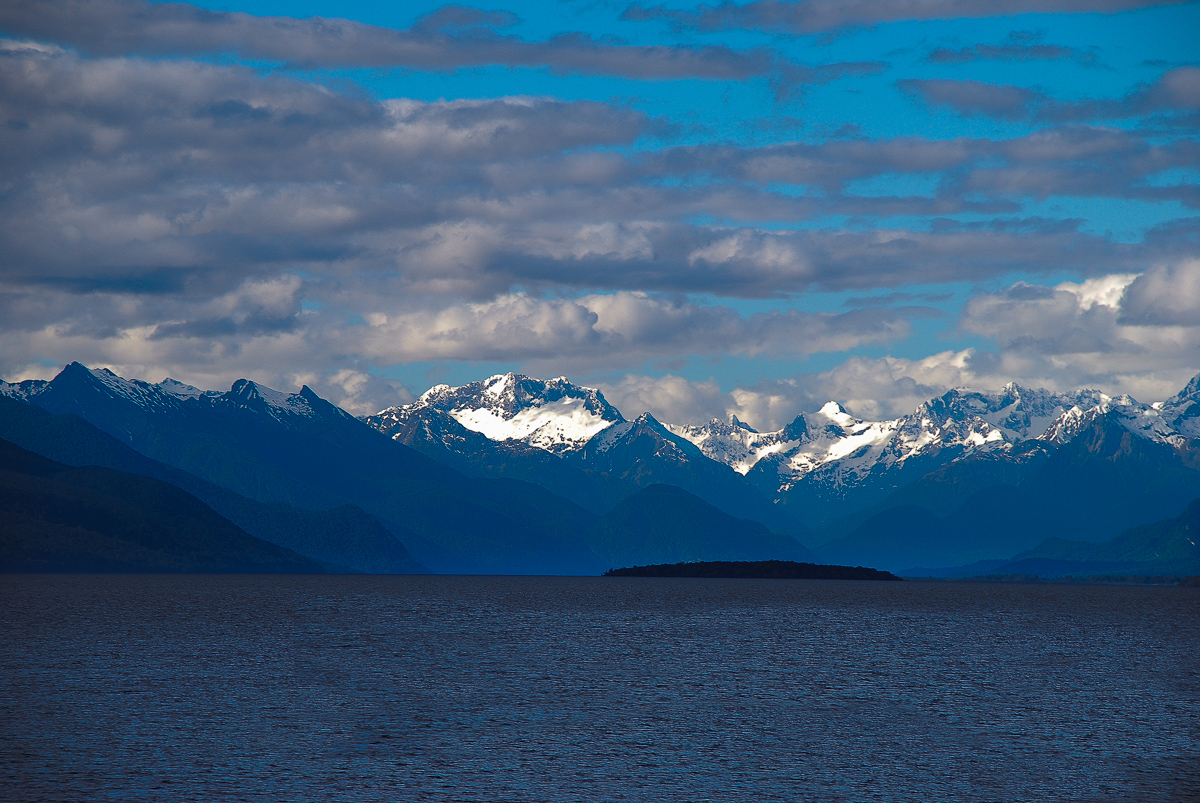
xmin=48 ymin=361 xmax=188 ymax=413
xmin=230 ymin=378 xmax=258 ymax=398
xmin=1170 ymin=372 xmax=1200 ymax=403
xmin=381 ymin=373 xmax=623 ymax=454
xmin=730 ymin=414 xmax=756 ymax=432
xmin=483 ymin=372 xmax=517 ymax=397
xmin=222 ymin=379 xmax=322 ymax=424
xmin=158 ymin=378 xmax=209 ymax=400
xmin=814 ymin=401 xmax=861 ymax=428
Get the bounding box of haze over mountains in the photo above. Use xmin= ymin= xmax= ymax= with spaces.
xmin=3 ymin=362 xmax=1200 ymax=578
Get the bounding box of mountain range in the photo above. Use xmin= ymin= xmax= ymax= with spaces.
xmin=4 ymin=362 xmax=1200 ymax=577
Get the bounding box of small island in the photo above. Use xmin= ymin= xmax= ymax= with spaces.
xmin=603 ymin=560 xmax=903 ymax=581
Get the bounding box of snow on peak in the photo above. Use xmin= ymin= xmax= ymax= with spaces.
xmin=0 ymin=378 xmax=49 ymax=401
xmin=226 ymin=378 xmax=319 ymax=422
xmin=2 ymin=363 xmax=341 ymax=429
xmin=666 ymin=414 xmax=800 ymax=476
xmin=158 ymin=378 xmax=212 ymax=400
xmin=484 ymin=373 xmax=513 ymax=397
xmin=665 ymin=382 xmax=1153 ymax=491
xmin=54 ymin=362 xmax=192 ymax=412
xmin=372 ymin=373 xmax=624 ymax=454
xmin=817 ymin=401 xmax=854 ymax=423
xmin=1161 ymin=373 xmax=1200 ymax=438
xmin=418 ymin=384 xmax=451 ymax=403
xmin=587 ymin=420 xmax=634 ymax=453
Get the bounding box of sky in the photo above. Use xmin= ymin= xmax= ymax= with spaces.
xmin=1 ymin=0 xmax=1198 ymax=428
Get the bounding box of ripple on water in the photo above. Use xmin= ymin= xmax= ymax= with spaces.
xmin=1 ymin=575 xmax=1197 ymax=802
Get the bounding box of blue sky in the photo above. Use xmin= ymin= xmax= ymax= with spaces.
xmin=1 ymin=0 xmax=1198 ymax=425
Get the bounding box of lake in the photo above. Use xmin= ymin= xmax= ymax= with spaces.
xmin=2 ymin=575 xmax=1197 ymax=801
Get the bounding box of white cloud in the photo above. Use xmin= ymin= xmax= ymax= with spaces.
xmin=1120 ymin=259 xmax=1200 ymax=325
xmin=598 ymin=374 xmax=732 ymax=424
xmin=353 ymin=291 xmax=914 ymax=367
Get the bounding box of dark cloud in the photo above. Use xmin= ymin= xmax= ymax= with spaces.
xmin=622 ymin=0 xmax=1185 ymax=35
xmin=939 ymin=268 xmax=1200 ymax=403
xmin=1119 ymin=260 xmax=1200 ymax=325
xmin=0 ymin=40 xmax=1196 ymax=403
xmin=961 ymin=275 xmax=1139 ymax=355
xmin=647 ymin=127 xmax=1195 ymax=210
xmin=926 ymin=31 xmax=1098 ymax=65
xmin=948 ymin=126 xmax=1198 ymax=206
xmin=1041 ymin=65 xmax=1200 ymax=122
xmin=0 ymin=0 xmax=813 ymax=85
xmin=349 ymin=291 xmax=922 ymax=365
xmin=901 ymin=66 xmax=1200 ymax=123
xmin=0 ymin=43 xmax=1191 ymax=308
xmin=463 ymin=219 xmax=1162 ymax=297
xmin=899 ymin=78 xmax=1042 ymax=119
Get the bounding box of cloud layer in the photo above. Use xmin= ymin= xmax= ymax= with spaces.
xmin=0 ymin=0 xmax=1196 ymax=424
xmin=623 ymin=0 xmax=1185 ymax=34
xmin=0 ymin=0 xmax=801 ymax=82
xmin=2 ymin=42 xmax=1193 ymax=306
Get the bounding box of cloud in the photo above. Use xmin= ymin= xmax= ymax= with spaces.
xmin=591 ymin=359 xmax=978 ymax=428
xmin=598 ymin=374 xmax=734 ymax=424
xmin=352 ymin=291 xmax=919 ymax=365
xmin=1119 ymin=259 xmax=1200 ymax=325
xmin=148 ymin=275 xmax=306 ymax=340
xmin=771 ymin=319 xmax=1200 ymax=421
xmin=653 ymin=127 xmax=1198 ymax=210
xmin=0 ymin=0 xmax=816 ymax=86
xmin=8 ymin=268 xmax=1198 ymax=425
xmin=590 ymin=372 xmax=820 ymax=430
xmin=299 ymin=369 xmax=414 ymax=417
xmin=622 ymin=0 xmax=1185 ymax=35
xmin=961 ymin=275 xmax=1139 ymax=354
xmin=0 ymin=283 xmax=919 ymax=421
xmin=602 ymin=264 xmax=1200 ymax=426
xmin=3 ymin=43 xmax=1193 ymax=309
xmin=901 ymin=66 xmax=1200 ymax=123
xmin=948 ymin=265 xmax=1200 ymax=397
xmin=0 ymin=272 xmax=417 ymax=414
xmin=800 ymin=350 xmax=982 ymax=419
xmin=951 ymin=126 xmax=1191 ymax=202
xmin=0 ymin=37 xmax=1195 ymax=416
xmin=899 ymin=78 xmax=1041 ymax=119
xmin=926 ymin=31 xmax=1098 ymax=65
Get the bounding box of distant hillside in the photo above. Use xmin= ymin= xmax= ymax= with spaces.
xmin=0 ymin=438 xmax=325 ymax=573
xmin=818 ymin=414 xmax=1200 ymax=572
xmin=10 ymin=362 xmax=1200 ymax=576
xmin=907 ymin=497 xmax=1200 ymax=579
xmin=999 ymin=497 xmax=1200 ymax=578
xmin=588 ymin=484 xmax=811 ymax=569
xmin=604 ymin=560 xmax=901 ymax=581
xmin=0 ymin=395 xmax=426 ymax=574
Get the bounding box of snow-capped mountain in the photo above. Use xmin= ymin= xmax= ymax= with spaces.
xmin=1041 ymin=377 xmax=1200 ymax=447
xmin=668 ymin=384 xmax=1111 ymax=494
xmin=367 ymin=383 xmax=810 ymax=538
xmin=362 ymin=371 xmax=1200 ymax=516
xmin=1161 ymin=375 xmax=1200 ymax=439
xmin=568 ymin=411 xmax=810 ymax=539
xmin=8 ymin=360 xmax=1200 ymax=575
xmin=368 ymin=373 xmax=623 ymax=455
xmin=0 ymin=362 xmax=610 ymax=575
xmin=0 ymin=361 xmax=348 ymax=433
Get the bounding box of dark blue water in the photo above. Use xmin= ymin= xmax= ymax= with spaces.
xmin=1 ymin=575 xmax=1197 ymax=802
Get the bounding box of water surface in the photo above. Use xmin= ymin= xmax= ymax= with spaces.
xmin=2 ymin=575 xmax=1197 ymax=801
